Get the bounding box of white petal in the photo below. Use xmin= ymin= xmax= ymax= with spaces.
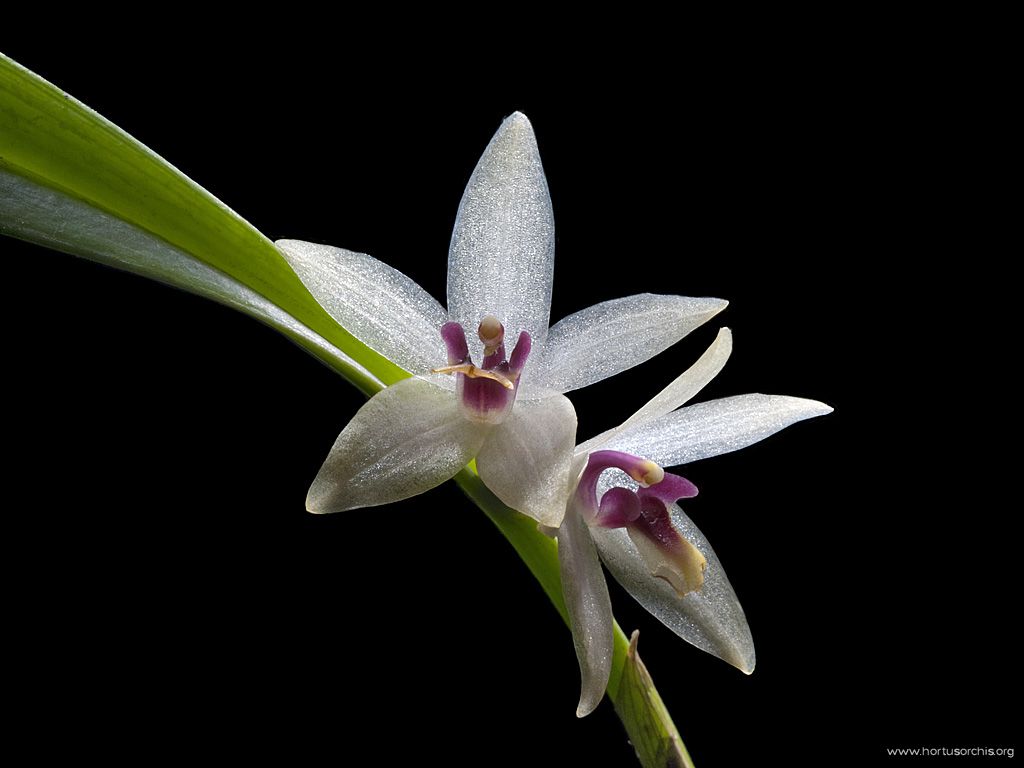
xmin=276 ymin=239 xmax=448 ymax=378
xmin=590 ymin=501 xmax=755 ymax=674
xmin=535 ymin=295 xmax=727 ymax=394
xmin=558 ymin=501 xmax=614 ymax=718
xmin=0 ymin=169 xmax=382 ymax=388
xmin=577 ymin=328 xmax=732 ymax=456
xmin=447 ymin=112 xmax=555 ymax=356
xmin=307 ymin=377 xmax=488 ymax=513
xmin=476 ymin=393 xmax=577 ymax=526
xmin=605 ymin=394 xmax=833 ymax=468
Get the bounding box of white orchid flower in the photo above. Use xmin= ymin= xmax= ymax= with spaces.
xmin=556 ymin=328 xmax=832 ymax=716
xmin=276 ymin=113 xmax=726 ymax=526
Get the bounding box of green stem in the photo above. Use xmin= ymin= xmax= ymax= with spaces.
xmin=455 ymin=470 xmax=693 ymax=767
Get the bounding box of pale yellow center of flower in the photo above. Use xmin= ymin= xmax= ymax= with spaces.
xmin=629 ymin=531 xmax=708 ymax=598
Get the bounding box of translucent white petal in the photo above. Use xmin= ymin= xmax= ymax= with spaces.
xmin=616 ymin=327 xmax=733 ymax=430
xmin=476 ymin=393 xmax=577 ymax=526
xmin=307 ymin=377 xmax=488 ymax=513
xmin=576 ymin=328 xmax=732 ymax=456
xmin=447 ymin=112 xmax=555 ymax=357
xmin=605 ymin=394 xmax=833 ymax=468
xmin=0 ymin=169 xmax=382 ymax=388
xmin=535 ymin=295 xmax=728 ymax=394
xmin=590 ymin=501 xmax=756 ymax=674
xmin=558 ymin=501 xmax=614 ymax=718
xmin=276 ymin=239 xmax=448 ymax=378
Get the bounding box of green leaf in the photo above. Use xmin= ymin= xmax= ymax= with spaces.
xmin=0 ymin=53 xmax=406 ymax=388
xmin=0 ymin=166 xmax=385 ymax=396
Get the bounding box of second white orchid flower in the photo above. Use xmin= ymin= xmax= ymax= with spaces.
xmin=278 ymin=113 xmax=726 ymax=526
xmin=557 ymin=328 xmax=833 ymax=716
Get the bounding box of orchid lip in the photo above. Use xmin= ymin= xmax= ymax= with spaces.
xmin=576 ymin=450 xmax=668 ymax=515
xmin=576 ymin=449 xmax=705 ymax=596
xmin=434 ymin=318 xmax=532 ymax=424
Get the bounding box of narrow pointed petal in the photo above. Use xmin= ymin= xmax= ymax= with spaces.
xmin=534 ymin=295 xmax=727 ymax=394
xmin=277 ymin=239 xmax=449 ymax=378
xmin=577 ymin=328 xmax=732 ymax=455
xmin=606 ymin=394 xmax=833 ymax=468
xmin=476 ymin=393 xmax=577 ymax=526
xmin=558 ymin=501 xmax=614 ymax=718
xmin=611 ymin=327 xmax=732 ymax=432
xmin=0 ymin=170 xmax=381 ymax=389
xmin=447 ymin=112 xmax=555 ymax=354
xmin=590 ymin=501 xmax=756 ymax=674
xmin=307 ymin=377 xmax=488 ymax=513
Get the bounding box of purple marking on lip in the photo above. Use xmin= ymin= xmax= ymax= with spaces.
xmin=631 ymin=472 xmax=699 ymax=554
xmin=635 ymin=494 xmax=684 ymax=550
xmin=633 ymin=472 xmax=699 ymax=553
xmin=459 ymin=375 xmax=515 ymax=422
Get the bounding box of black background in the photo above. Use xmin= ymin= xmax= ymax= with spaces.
xmin=3 ymin=32 xmax=1015 ymax=766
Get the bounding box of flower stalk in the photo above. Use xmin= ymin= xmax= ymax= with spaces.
xmin=454 ymin=468 xmax=690 ymax=767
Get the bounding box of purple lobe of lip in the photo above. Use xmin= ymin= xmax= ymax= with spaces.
xmin=593 ymin=486 xmax=642 ymax=528
xmin=508 ymin=331 xmax=531 ymax=374
xmin=638 ymin=473 xmax=699 ymax=506
xmin=442 ymin=321 xmax=469 ymax=364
